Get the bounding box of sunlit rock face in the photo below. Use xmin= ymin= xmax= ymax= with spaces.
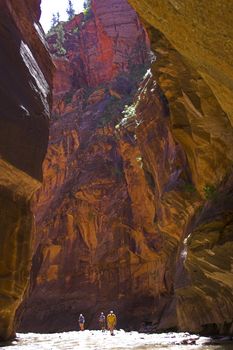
xmin=19 ymin=0 xmax=158 ymax=333
xmin=128 ymin=0 xmax=233 ymax=334
xmin=128 ymin=1 xmax=233 ymax=126
xmin=50 ymin=0 xmax=149 ymax=88
xmin=0 ymin=0 xmax=53 ymax=341
xmin=19 ymin=0 xmax=233 ymax=336
xmin=48 ymin=0 xmax=149 ymax=118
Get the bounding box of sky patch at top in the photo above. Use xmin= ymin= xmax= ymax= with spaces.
xmin=40 ymin=0 xmax=84 ymax=32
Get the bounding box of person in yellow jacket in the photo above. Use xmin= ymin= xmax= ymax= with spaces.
xmin=107 ymin=310 xmax=117 ymax=335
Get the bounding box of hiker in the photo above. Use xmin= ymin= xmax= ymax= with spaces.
xmin=78 ymin=313 xmax=85 ymax=331
xmin=107 ymin=310 xmax=117 ymax=335
xmin=99 ymin=312 xmax=106 ymax=331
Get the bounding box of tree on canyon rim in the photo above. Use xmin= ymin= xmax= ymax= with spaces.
xmin=83 ymin=0 xmax=91 ymax=9
xmin=51 ymin=12 xmax=60 ymax=28
xmin=66 ymin=0 xmax=75 ymax=20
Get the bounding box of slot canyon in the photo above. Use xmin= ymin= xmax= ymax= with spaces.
xmin=0 ymin=0 xmax=233 ymax=346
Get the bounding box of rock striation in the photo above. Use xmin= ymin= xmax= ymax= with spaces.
xmin=0 ymin=0 xmax=53 ymax=341
xmin=128 ymin=1 xmax=233 ymax=126
xmin=19 ymin=0 xmax=155 ymax=332
xmin=19 ymin=0 xmax=233 ymax=336
xmin=129 ymin=0 xmax=233 ymax=334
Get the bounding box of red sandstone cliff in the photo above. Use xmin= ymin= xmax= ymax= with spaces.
xmin=0 ymin=0 xmax=53 ymax=341
xmin=20 ymin=0 xmax=154 ymax=332
xmin=19 ymin=0 xmax=233 ymax=336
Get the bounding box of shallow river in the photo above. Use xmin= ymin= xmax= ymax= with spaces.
xmin=0 ymin=330 xmax=232 ymax=350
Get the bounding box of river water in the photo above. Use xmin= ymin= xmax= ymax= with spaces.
xmin=0 ymin=330 xmax=232 ymax=349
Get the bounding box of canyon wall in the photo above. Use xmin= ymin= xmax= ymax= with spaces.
xmin=19 ymin=0 xmax=233 ymax=335
xmin=128 ymin=0 xmax=233 ymax=334
xmin=20 ymin=0 xmax=157 ymax=332
xmin=0 ymin=0 xmax=53 ymax=341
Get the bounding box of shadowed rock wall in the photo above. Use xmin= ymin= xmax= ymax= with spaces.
xmin=0 ymin=0 xmax=53 ymax=340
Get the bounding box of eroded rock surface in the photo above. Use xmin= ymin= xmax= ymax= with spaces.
xmin=19 ymin=0 xmax=156 ymax=332
xmin=128 ymin=0 xmax=233 ymax=334
xmin=0 ymin=0 xmax=53 ymax=341
xmin=128 ymin=0 xmax=233 ymax=125
xmin=19 ymin=0 xmax=233 ymax=336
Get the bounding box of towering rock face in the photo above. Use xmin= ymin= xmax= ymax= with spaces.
xmin=0 ymin=0 xmax=53 ymax=341
xmin=52 ymin=0 xmax=149 ymax=88
xmin=128 ymin=0 xmax=233 ymax=334
xmin=48 ymin=0 xmax=149 ymax=117
xmin=19 ymin=0 xmax=233 ymax=336
xmin=20 ymin=0 xmax=156 ymax=332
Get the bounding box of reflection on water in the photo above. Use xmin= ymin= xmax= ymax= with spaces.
xmin=0 ymin=330 xmax=232 ymax=350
